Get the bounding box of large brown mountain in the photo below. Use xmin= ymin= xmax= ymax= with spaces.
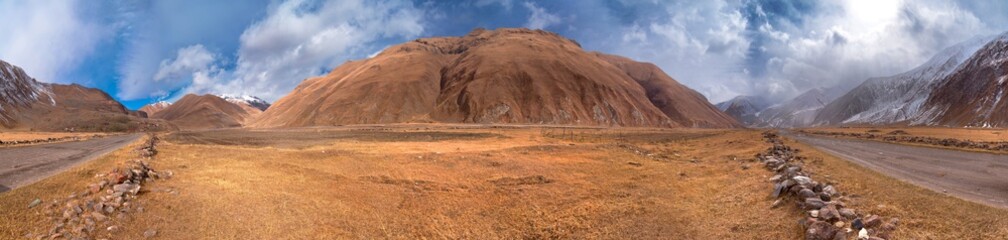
xmin=151 ymin=94 xmax=262 ymax=129
xmin=252 ymin=28 xmax=738 ymax=128
xmin=921 ymin=35 xmax=1008 ymax=127
xmin=0 ymin=59 xmax=167 ymax=131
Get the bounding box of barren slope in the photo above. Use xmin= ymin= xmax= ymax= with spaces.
xmin=253 ymin=28 xmax=737 ymax=128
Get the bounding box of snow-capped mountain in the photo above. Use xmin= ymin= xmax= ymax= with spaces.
xmin=755 ymin=87 xmax=845 ymax=128
xmin=715 ymin=95 xmax=771 ymax=125
xmin=217 ymin=94 xmax=270 ymax=111
xmin=138 ymin=101 xmax=172 ymax=116
xmin=815 ymin=35 xmax=994 ymax=126
xmin=918 ymin=33 xmax=1008 ymax=127
xmin=0 ymin=59 xmax=53 ymax=126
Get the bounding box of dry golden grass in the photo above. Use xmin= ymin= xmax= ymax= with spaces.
xmin=1 ymin=126 xmax=1005 ymax=239
xmin=808 ymin=127 xmax=1007 ymax=142
xmin=783 ymin=137 xmax=1008 ymax=239
xmin=0 ymin=131 xmax=109 ymax=142
xmin=0 ymin=135 xmax=144 ymax=238
xmin=105 ymin=128 xmax=802 ymax=239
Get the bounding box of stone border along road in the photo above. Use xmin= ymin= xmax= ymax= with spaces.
xmin=25 ymin=134 xmax=172 ymax=239
xmin=785 ymin=131 xmax=1008 ymax=209
xmin=758 ymin=132 xmax=898 ymax=240
xmin=0 ymin=134 xmax=141 ymax=193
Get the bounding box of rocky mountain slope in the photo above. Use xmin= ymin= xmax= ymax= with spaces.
xmin=920 ymin=34 xmax=1008 ymax=127
xmin=815 ymin=36 xmax=993 ymax=126
xmin=1 ymin=59 xmax=166 ymax=131
xmin=151 ymin=94 xmax=261 ymax=129
xmin=714 ymin=95 xmax=771 ymax=125
xmin=252 ymin=28 xmax=739 ymax=128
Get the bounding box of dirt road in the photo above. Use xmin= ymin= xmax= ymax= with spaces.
xmin=0 ymin=134 xmax=140 ymax=193
xmin=786 ymin=132 xmax=1008 ymax=209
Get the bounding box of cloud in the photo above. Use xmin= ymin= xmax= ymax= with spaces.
xmin=0 ymin=0 xmax=107 ymax=83
xmin=149 ymin=44 xmax=221 ymax=98
xmin=180 ymin=0 xmax=424 ymax=101
xmin=523 ymin=2 xmax=561 ymax=29
xmin=115 ymin=0 xmax=424 ymax=102
xmin=583 ymin=0 xmax=998 ymax=103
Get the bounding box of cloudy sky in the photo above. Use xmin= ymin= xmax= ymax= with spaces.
xmin=1 ymin=0 xmax=1006 ymax=109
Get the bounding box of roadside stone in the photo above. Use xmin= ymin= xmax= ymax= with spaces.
xmin=804 ymin=198 xmax=826 ymax=210
xmin=839 ymin=208 xmax=856 ymax=220
xmin=28 ymin=198 xmax=42 ymax=208
xmin=809 ymin=210 xmax=819 ymax=218
xmin=818 ymin=205 xmax=840 ymax=221
xmin=793 ymin=176 xmax=812 ymax=187
xmin=771 ymin=199 xmax=784 ymax=209
xmin=144 ymin=229 xmax=157 ymax=238
xmin=90 ymin=212 xmax=107 ymax=222
xmin=805 ymin=221 xmax=839 ymax=240
xmin=823 ymin=185 xmax=837 ymax=196
xmin=864 ymin=215 xmax=882 ymax=228
xmin=798 ymin=188 xmax=816 ymax=199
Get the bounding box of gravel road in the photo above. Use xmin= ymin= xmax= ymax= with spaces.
xmin=0 ymin=134 xmax=140 ymax=193
xmin=786 ymin=132 xmax=1008 ymax=209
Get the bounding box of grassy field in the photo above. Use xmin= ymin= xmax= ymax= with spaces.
xmin=806 ymin=127 xmax=1006 ymax=142
xmin=0 ymin=131 xmax=110 ymax=143
xmin=1 ymin=126 xmax=1005 ymax=239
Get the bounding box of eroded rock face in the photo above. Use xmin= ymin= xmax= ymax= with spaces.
xmin=252 ymin=28 xmax=740 ymax=128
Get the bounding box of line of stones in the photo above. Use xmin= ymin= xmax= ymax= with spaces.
xmin=758 ymin=131 xmax=898 ymax=240
xmin=26 ymin=134 xmax=170 ymax=240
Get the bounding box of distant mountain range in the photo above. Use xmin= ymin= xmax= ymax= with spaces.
xmin=3 ymin=28 xmax=1006 ymax=131
xmin=718 ymin=32 xmax=1008 ymax=128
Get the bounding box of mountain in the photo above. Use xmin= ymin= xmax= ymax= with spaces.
xmin=252 ymin=28 xmax=739 ymax=128
xmin=1 ymin=59 xmax=167 ymax=132
xmin=714 ymin=95 xmax=771 ymax=125
xmin=138 ymin=101 xmax=171 ymax=116
xmin=919 ymin=34 xmax=1008 ymax=127
xmin=218 ymin=95 xmax=271 ymax=111
xmin=756 ymin=88 xmax=844 ymax=128
xmin=151 ymin=94 xmax=260 ymax=129
xmin=0 ymin=59 xmax=53 ymax=126
xmin=815 ymin=35 xmax=993 ymax=125
xmin=592 ymin=53 xmax=739 ymax=127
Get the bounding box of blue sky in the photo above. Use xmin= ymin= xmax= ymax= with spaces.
xmin=1 ymin=0 xmax=1006 ymax=109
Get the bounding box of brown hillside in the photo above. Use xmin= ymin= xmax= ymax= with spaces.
xmin=152 ymin=94 xmax=259 ymax=129
xmin=923 ymin=37 xmax=1008 ymax=127
xmin=252 ymin=28 xmax=736 ymax=128
xmin=593 ymin=53 xmax=740 ymax=127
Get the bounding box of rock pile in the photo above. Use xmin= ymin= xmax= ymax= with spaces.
xmin=27 ymin=134 xmax=168 ymax=240
xmin=800 ymin=130 xmax=1008 ymax=152
xmin=759 ymin=132 xmax=899 ymax=240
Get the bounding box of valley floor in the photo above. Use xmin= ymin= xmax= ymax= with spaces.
xmin=0 ymin=126 xmax=1005 ymax=239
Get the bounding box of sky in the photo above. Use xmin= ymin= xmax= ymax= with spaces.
xmin=0 ymin=0 xmax=1006 ymax=109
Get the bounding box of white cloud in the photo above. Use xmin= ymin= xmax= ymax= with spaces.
xmin=0 ymin=0 xmax=107 ymax=83
xmin=149 ymin=44 xmax=221 ymax=98
xmin=523 ymin=2 xmax=561 ymax=30
xmin=203 ymin=0 xmax=425 ymax=101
